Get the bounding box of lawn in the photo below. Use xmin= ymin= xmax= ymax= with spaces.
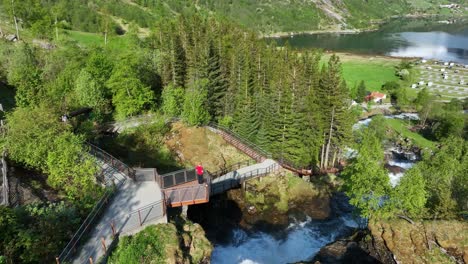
xmin=385 ymin=118 xmax=435 ymax=149
xmin=324 ymin=53 xmax=400 ymax=91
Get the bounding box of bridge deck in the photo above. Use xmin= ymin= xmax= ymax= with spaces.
xmin=211 ymin=159 xmax=278 ymax=195
xmin=72 ymin=168 xmax=166 ymax=264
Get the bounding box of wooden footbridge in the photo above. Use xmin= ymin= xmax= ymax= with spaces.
xmin=56 ymin=121 xmax=309 ymax=264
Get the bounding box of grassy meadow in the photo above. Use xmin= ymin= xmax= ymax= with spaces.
xmin=385 ymin=118 xmax=435 ymax=149
xmin=324 ymin=52 xmax=401 ymax=91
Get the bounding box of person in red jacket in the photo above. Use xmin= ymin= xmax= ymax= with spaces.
xmin=196 ymin=163 xmax=204 ymax=184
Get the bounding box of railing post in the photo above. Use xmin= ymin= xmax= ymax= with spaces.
xmin=56 ymin=257 xmax=60 ymax=264
xmin=89 ymin=257 xmax=94 ymax=264
xmin=101 ymin=237 xmax=107 ymax=252
xmin=111 ymin=220 xmax=116 ymax=237
xmin=138 ymin=209 xmax=142 ymax=226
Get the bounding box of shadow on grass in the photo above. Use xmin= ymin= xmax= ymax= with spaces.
xmin=96 ymin=132 xmax=183 ymax=174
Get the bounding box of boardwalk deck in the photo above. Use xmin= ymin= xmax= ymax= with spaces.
xmin=69 ymin=167 xmax=166 ymax=264
xmin=211 ymin=159 xmax=278 ymax=196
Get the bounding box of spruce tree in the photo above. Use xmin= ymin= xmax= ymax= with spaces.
xmin=356 ymin=80 xmax=367 ymax=103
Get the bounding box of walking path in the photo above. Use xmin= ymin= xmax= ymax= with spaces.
xmin=72 ymin=168 xmax=165 ymax=264
xmin=211 ymin=159 xmax=278 ymax=195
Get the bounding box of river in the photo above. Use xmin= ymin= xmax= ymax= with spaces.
xmin=273 ymin=18 xmax=468 ymax=64
xmin=202 ymin=114 xmax=420 ymax=264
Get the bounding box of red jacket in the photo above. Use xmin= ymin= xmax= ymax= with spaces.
xmin=196 ymin=165 xmax=204 ymax=175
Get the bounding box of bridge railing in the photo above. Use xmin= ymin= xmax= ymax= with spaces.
xmin=57 ymin=181 xmax=124 ymax=263
xmin=88 ymin=143 xmax=136 ymax=180
xmin=209 ymin=123 xmax=312 ymax=175
xmin=163 ymin=177 xmax=210 ymax=207
xmin=158 ymin=168 xmax=197 ymax=189
xmin=207 ymin=159 xmax=256 ymax=179
xmin=120 ymin=199 xmax=166 ymax=234
xmin=210 ymin=163 xmax=280 ymax=195
xmin=208 ymin=123 xmax=271 ymax=160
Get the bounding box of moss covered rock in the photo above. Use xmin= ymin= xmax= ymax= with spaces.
xmin=230 ymin=171 xmax=331 ymax=228
xmin=368 ymin=219 xmax=468 ymax=264
xmin=108 ymin=218 xmax=212 ymax=264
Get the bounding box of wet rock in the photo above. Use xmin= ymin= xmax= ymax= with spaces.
xmin=247 ymin=205 xmax=257 ymax=214
xmin=384 ymin=164 xmax=405 ymax=174
xmin=308 ymin=230 xmax=384 ymax=264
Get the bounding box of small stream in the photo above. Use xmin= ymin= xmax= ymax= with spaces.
xmin=202 ymin=113 xmax=421 ymax=263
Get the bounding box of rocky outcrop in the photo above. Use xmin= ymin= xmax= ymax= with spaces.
xmin=368 ymin=219 xmax=467 ymax=264
xmin=310 ymin=230 xmax=386 ymax=264
xmin=229 ymin=171 xmax=331 ymax=229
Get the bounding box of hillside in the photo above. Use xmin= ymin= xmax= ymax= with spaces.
xmin=134 ymin=0 xmax=467 ymax=34
xmin=1 ymin=0 xmax=465 ymax=42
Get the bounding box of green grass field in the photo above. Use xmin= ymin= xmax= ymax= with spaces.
xmin=324 ymin=53 xmax=400 ymax=91
xmin=385 ymin=118 xmax=435 ymax=149
xmin=64 ymin=30 xmax=131 ymax=51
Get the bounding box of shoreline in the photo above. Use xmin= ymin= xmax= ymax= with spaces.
xmin=262 ymin=13 xmax=462 ymax=38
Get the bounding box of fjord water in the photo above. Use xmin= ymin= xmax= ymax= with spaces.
xmin=274 ymin=18 xmax=468 ymax=64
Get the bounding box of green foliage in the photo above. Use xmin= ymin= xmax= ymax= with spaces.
xmin=109 ymin=225 xmax=176 ymax=264
xmin=107 ymin=55 xmax=156 ymax=120
xmin=416 ymin=137 xmax=467 ymax=218
xmin=388 ymin=167 xmax=427 ymax=218
xmin=0 ymin=202 xmax=82 ymax=264
xmin=355 ymin=80 xmax=367 ymax=103
xmin=47 ymin=133 xmax=102 ymax=204
xmin=182 ymin=79 xmax=210 ymax=126
xmin=161 ymin=84 xmax=185 ymax=117
xmin=75 ymin=70 xmax=109 ymax=120
xmin=382 ymin=81 xmax=400 ymax=92
xmin=5 ymin=106 xmax=100 ymax=207
xmin=5 ymin=44 xmax=42 ymax=107
xmin=368 ymin=114 xmax=387 ymax=142
xmin=342 ymin=128 xmax=391 ymax=218
xmin=5 ymin=106 xmax=69 ymax=172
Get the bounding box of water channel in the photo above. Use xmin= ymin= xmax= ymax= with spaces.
xmin=273 ymin=18 xmax=468 ymax=64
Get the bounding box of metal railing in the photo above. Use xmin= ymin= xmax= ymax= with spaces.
xmin=88 ymin=143 xmax=136 ymax=180
xmin=135 ymin=168 xmax=159 ymax=182
xmin=209 ymin=123 xmax=271 ymax=161
xmin=158 ymin=168 xmax=197 ymax=189
xmin=1 ymin=153 xmax=8 ymax=206
xmin=60 ymin=197 xmax=166 ymax=264
xmin=207 ymin=159 xmax=255 ymax=179
xmin=58 ymin=144 xmax=137 ymax=263
xmin=163 ymin=176 xmax=211 ymax=207
xmin=57 ymin=184 xmax=122 ymax=263
xmin=120 ymin=199 xmax=166 ymax=234
xmin=210 ymin=163 xmax=280 ymax=196
xmin=209 ymin=123 xmax=312 ymax=175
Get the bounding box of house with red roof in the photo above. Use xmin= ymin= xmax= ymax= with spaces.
xmin=365 ymin=92 xmax=386 ymax=103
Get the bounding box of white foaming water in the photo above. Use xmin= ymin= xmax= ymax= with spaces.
xmin=211 ymin=215 xmax=359 ymax=264
xmin=388 ymin=160 xmax=415 ymax=170
xmin=352 ymin=118 xmax=372 ymax=130
xmin=388 ymin=160 xmax=416 ymax=187
xmin=389 ymin=172 xmax=405 ymax=187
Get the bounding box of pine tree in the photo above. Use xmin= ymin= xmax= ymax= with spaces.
xmin=205 ymin=42 xmax=228 ymax=121
xmin=317 ymin=55 xmax=353 ymax=170
xmin=356 ymin=80 xmax=367 ymax=103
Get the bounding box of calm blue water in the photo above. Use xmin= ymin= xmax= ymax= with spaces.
xmin=274 ymin=19 xmax=468 ymax=64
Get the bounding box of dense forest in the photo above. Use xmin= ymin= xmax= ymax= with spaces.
xmin=0 ymin=1 xmax=466 ymax=263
